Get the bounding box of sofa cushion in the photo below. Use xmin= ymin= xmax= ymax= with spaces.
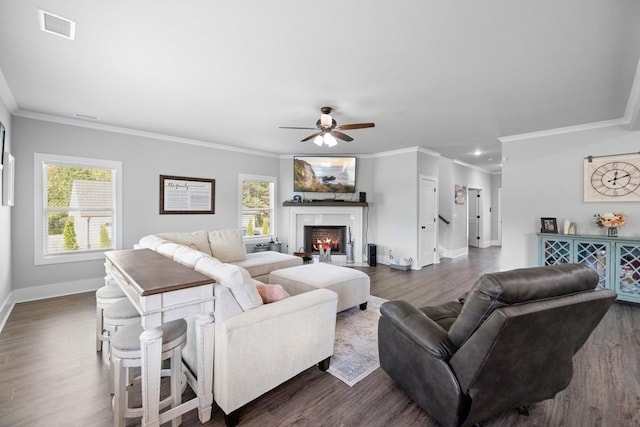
xmin=173 ymin=246 xmax=211 ymax=268
xmin=231 ymin=251 xmax=303 ymax=279
xmin=157 ymin=230 xmax=213 ymax=256
xmin=156 ymin=242 xmax=182 ymax=259
xmin=256 ymin=284 xmax=290 ymax=304
xmin=194 ymin=257 xmax=262 ymax=311
xmin=208 ymin=229 xmax=248 ymax=263
xmin=138 ymin=235 xmax=168 ymax=251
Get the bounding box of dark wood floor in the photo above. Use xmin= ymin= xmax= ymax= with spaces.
xmin=1 ymin=247 xmax=639 ymax=426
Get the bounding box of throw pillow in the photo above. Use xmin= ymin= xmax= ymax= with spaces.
xmin=256 ymin=284 xmax=290 ymax=304
xmin=208 ymin=229 xmax=248 ymax=263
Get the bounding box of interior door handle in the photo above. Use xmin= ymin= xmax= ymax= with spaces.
xmin=421 ymin=226 xmax=426 ymax=229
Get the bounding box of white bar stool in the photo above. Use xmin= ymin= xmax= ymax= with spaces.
xmin=102 ymin=298 xmax=141 ymax=365
xmin=96 ymin=279 xmax=127 ymax=352
xmin=111 ymin=318 xmax=187 ymax=427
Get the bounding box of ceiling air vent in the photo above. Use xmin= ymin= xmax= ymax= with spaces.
xmin=38 ymin=10 xmax=76 ymax=40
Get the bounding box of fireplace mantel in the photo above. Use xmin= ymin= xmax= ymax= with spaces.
xmin=283 ymin=201 xmax=368 ymax=207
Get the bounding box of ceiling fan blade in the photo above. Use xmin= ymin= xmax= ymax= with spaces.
xmin=335 ymin=122 xmax=375 ymax=130
xmin=301 ymin=132 xmax=322 ymax=142
xmin=279 ymin=126 xmax=317 ymax=130
xmin=331 ymin=131 xmax=353 ymax=142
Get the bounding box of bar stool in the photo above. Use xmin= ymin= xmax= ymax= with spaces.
xmin=96 ymin=279 xmax=127 ymax=352
xmin=111 ymin=318 xmax=187 ymax=427
xmin=102 ymin=298 xmax=141 ymax=364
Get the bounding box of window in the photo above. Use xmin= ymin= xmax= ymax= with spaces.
xmin=34 ymin=153 xmax=122 ymax=265
xmin=239 ymin=174 xmax=276 ymax=240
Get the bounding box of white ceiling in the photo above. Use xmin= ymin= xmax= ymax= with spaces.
xmin=1 ymin=1 xmax=640 ymax=172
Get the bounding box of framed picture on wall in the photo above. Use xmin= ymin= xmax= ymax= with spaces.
xmin=540 ymin=217 xmax=558 ymax=234
xmin=454 ymin=184 xmax=466 ymax=204
xmin=159 ymin=175 xmax=215 ymax=214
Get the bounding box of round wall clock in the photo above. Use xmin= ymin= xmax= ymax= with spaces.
xmin=584 ymin=154 xmax=640 ymax=202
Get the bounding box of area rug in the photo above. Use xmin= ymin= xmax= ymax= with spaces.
xmin=328 ymin=295 xmax=387 ymax=387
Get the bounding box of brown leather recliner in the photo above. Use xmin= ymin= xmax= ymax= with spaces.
xmin=378 ymin=264 xmax=616 ymax=427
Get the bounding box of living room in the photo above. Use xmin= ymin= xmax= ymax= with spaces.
xmin=1 ymin=2 xmax=640 ymax=426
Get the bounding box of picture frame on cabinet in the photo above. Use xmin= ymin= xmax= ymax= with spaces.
xmin=540 ymin=217 xmax=558 ymax=234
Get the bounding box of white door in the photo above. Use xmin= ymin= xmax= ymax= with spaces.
xmin=468 ymin=189 xmax=481 ymax=247
xmin=419 ymin=177 xmax=436 ymax=267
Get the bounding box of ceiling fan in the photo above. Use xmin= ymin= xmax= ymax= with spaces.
xmin=279 ymin=106 xmax=375 ymax=147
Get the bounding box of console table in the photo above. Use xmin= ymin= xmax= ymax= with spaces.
xmin=105 ymin=249 xmax=215 ymax=426
xmin=537 ymin=233 xmax=640 ymax=303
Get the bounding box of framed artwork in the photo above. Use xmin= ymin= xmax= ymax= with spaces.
xmin=454 ymin=184 xmax=466 ymax=204
xmin=540 ymin=217 xmax=558 ymax=234
xmin=584 ymin=152 xmax=640 ymax=202
xmin=159 ymin=175 xmax=215 ymax=214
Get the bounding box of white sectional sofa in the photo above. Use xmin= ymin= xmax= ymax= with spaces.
xmin=154 ymin=229 xmax=303 ymax=282
xmin=136 ymin=230 xmax=337 ymax=426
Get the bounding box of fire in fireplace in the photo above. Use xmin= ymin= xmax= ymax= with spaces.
xmin=304 ymin=225 xmax=347 ymax=255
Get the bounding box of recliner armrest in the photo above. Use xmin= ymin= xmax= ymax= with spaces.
xmin=380 ymin=301 xmax=455 ymax=360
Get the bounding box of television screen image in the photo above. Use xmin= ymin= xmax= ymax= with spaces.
xmin=294 ymin=156 xmax=356 ymax=193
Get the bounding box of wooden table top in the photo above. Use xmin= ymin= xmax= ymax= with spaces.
xmin=105 ymin=249 xmax=214 ymax=296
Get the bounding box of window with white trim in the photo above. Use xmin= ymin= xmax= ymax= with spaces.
xmin=34 ymin=153 xmax=122 ymax=265
xmin=239 ymin=174 xmax=276 ymax=240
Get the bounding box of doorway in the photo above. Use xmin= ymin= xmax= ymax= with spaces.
xmin=419 ymin=176 xmax=437 ymax=267
xmin=468 ymin=188 xmax=483 ymax=248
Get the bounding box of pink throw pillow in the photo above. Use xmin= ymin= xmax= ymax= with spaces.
xmin=256 ymin=284 xmax=290 ymax=304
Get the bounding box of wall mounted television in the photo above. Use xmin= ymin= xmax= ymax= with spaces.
xmin=294 ymin=156 xmax=356 ymax=193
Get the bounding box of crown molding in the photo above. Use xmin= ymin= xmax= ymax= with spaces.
xmin=452 ymin=159 xmax=491 ymax=174
xmin=363 ymin=146 xmax=441 ymax=159
xmin=498 ymin=118 xmax=629 ymax=143
xmin=13 ymin=109 xmax=281 ymax=158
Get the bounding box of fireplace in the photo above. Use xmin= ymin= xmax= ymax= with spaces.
xmin=304 ymin=225 xmax=347 ymax=255
xmin=288 ymin=204 xmax=364 ymax=264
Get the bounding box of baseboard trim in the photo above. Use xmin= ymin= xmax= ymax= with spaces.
xmin=0 ymin=292 xmax=15 ymax=334
xmin=440 ymin=247 xmax=469 ymax=259
xmin=12 ymin=277 xmax=103 ymax=304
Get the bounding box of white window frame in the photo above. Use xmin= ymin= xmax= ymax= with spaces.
xmin=239 ymin=174 xmax=277 ymax=242
xmin=34 ymin=153 xmax=123 ymax=265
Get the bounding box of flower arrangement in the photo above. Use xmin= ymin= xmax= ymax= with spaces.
xmin=594 ymin=212 xmax=626 ymax=228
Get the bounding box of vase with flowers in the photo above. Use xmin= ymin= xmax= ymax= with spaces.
xmin=594 ymin=212 xmax=626 ymax=237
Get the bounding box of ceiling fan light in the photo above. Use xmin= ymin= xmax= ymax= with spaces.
xmin=313 ymin=135 xmax=324 ymax=146
xmin=324 ymin=134 xmax=337 ymax=147
xmin=320 ymin=113 xmax=332 ymax=128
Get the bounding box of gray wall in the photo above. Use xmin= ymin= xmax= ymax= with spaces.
xmin=0 ymin=97 xmax=11 ymax=309
xmin=11 ymin=117 xmax=280 ymax=292
xmin=502 ymin=124 xmax=640 ymax=269
xmin=370 ymin=150 xmax=419 ymax=265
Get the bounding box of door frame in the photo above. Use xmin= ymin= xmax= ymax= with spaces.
xmin=419 ymin=175 xmax=439 ymax=267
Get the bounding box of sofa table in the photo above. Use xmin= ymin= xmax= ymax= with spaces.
xmin=105 ymin=249 xmax=215 ymax=427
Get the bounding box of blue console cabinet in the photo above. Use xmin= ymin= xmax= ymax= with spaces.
xmin=537 ymin=233 xmax=640 ymax=303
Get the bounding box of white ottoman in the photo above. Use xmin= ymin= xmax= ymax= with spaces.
xmin=269 ymin=263 xmax=370 ymax=312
